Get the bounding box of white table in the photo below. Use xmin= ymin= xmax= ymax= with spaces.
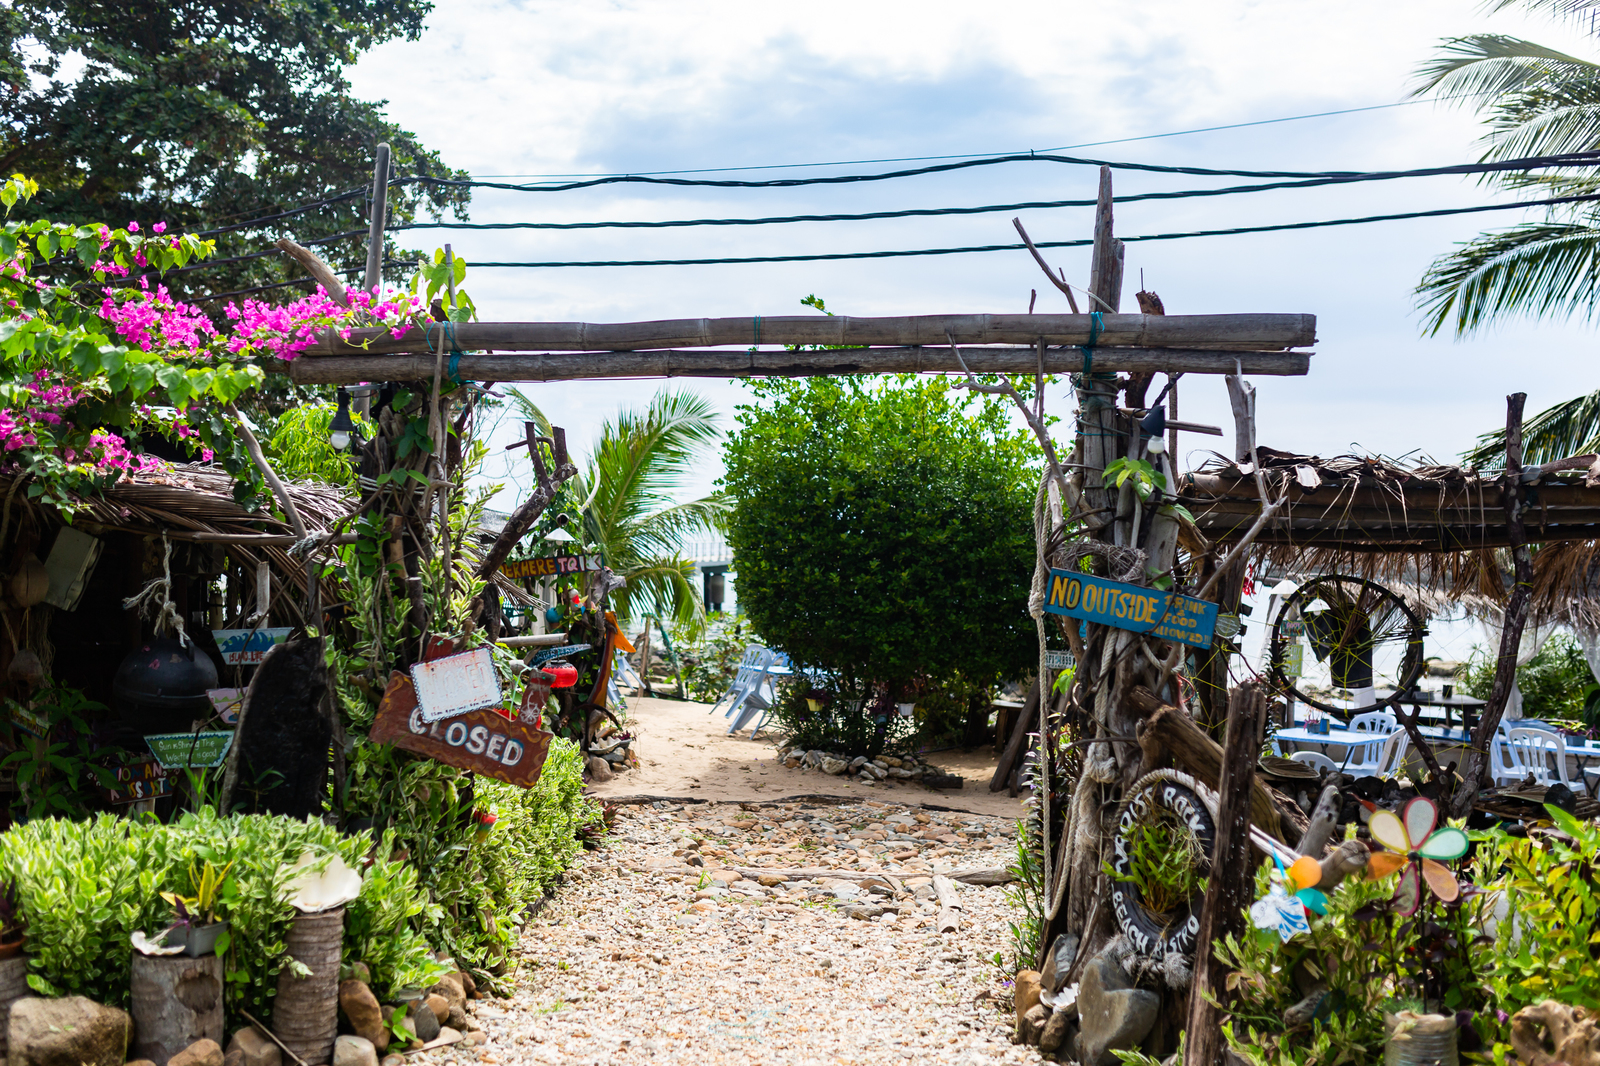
xmin=1274 ymin=728 xmax=1386 ymax=770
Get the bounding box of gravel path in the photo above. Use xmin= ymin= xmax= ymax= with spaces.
xmin=431 ymin=797 xmax=1037 ymax=1065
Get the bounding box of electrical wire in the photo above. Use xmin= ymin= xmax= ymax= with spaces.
xmin=431 ymin=192 xmax=1600 ymax=269
xmin=395 ymin=149 xmax=1600 ymax=193
xmin=390 ymin=154 xmax=1600 ymax=232
xmin=192 ymin=188 xmax=368 ymax=238
xmin=462 ymin=96 xmax=1492 ymax=179
xmin=192 ymin=267 xmax=364 ymax=304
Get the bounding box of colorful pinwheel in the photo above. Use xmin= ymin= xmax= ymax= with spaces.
xmin=1365 ymin=796 xmax=1469 ymax=916
xmin=1250 ymin=853 xmax=1330 ymax=942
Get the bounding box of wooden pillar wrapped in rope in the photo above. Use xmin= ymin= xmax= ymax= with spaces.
xmin=272 ymin=906 xmax=344 ymax=1064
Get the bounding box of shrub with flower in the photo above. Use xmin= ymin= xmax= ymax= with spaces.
xmin=225 ymin=285 xmax=424 ymax=362
xmin=0 ymin=174 xmax=263 ymax=513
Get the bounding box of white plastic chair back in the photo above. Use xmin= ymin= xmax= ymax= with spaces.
xmin=1345 ymin=729 xmax=1409 ymax=778
xmin=1288 ymin=750 xmax=1338 ymax=775
xmin=1504 ymin=727 xmax=1570 ymax=786
xmin=1349 ymin=711 xmax=1399 ymax=734
xmin=709 ymin=644 xmax=772 ymax=715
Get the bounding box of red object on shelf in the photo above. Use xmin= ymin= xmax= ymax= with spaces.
xmin=545 ymin=662 xmax=579 ymax=688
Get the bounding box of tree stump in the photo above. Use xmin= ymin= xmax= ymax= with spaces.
xmin=272 ymin=906 xmax=344 ymax=1065
xmin=0 ymin=953 xmax=31 ymax=1059
xmin=130 ymin=954 xmax=224 ymax=1065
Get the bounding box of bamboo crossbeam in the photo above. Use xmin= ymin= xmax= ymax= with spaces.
xmin=287 ymin=345 xmax=1313 ymax=385
xmin=1197 ymin=523 xmax=1600 ymax=549
xmin=298 ymin=313 xmax=1316 ymax=356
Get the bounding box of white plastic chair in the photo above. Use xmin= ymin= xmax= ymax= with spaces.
xmin=1349 ymin=710 xmax=1399 ymax=734
xmin=1344 ymin=730 xmax=1409 ymax=779
xmin=1498 ymin=727 xmax=1571 ymax=787
xmin=712 ymin=644 xmax=778 ymax=735
xmin=1289 ymin=750 xmax=1339 ymax=775
xmin=1585 ymin=765 xmax=1600 ymax=798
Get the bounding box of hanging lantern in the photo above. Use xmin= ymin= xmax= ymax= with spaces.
xmin=9 ymin=555 xmax=49 ymax=607
xmin=544 ymin=661 xmax=578 ymax=688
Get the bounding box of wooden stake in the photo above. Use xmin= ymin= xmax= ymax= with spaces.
xmin=1184 ymin=684 xmax=1262 ymax=1066
xmin=1450 ymin=393 xmax=1533 ymax=817
xmin=273 ymin=239 xmax=349 ymax=309
xmin=363 ymin=143 xmax=391 ymax=297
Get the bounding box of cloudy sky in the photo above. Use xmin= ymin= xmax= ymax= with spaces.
xmin=345 ymin=0 xmax=1600 ymax=506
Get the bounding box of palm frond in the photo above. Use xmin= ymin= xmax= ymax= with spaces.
xmin=1486 ymin=0 xmax=1600 ymax=25
xmin=1416 ymin=218 xmax=1600 ymax=333
xmin=505 ymin=389 xmax=553 ymax=439
xmin=1464 ymin=389 xmax=1600 ymax=467
xmin=1480 ymin=98 xmax=1600 ymax=161
xmin=1413 ymin=35 xmax=1600 ymax=104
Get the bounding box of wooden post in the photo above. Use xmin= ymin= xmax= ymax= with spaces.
xmin=1450 ymin=393 xmax=1533 ymax=817
xmin=363 ymin=143 xmax=391 ymax=297
xmin=1183 ymin=683 xmax=1262 ymax=1066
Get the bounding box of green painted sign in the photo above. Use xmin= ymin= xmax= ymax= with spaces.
xmin=1043 ymin=569 xmax=1219 ymax=649
xmin=145 ymin=731 xmax=235 ymax=770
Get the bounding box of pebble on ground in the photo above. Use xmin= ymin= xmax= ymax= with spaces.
xmin=414 ymin=797 xmax=1037 ymax=1065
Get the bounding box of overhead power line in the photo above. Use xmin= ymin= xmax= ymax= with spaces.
xmin=396 ymin=149 xmax=1600 ymax=194
xmin=392 ymin=153 xmax=1600 ymax=232
xmin=435 ymin=192 xmax=1600 ymax=269
xmin=464 ymin=96 xmax=1489 ymax=180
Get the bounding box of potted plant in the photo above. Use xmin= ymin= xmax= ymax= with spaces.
xmin=155 ymin=859 xmax=233 ymax=957
xmin=0 ymin=878 xmax=24 ymax=959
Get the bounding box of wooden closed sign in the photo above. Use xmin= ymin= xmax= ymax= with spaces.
xmin=369 ymin=672 xmax=555 ymax=788
xmin=1043 ymin=568 xmax=1218 ymax=649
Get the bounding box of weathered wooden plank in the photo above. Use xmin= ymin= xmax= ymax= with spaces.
xmin=287 ymin=346 xmax=1313 ymax=384
xmin=297 ymin=312 xmax=1317 ymax=356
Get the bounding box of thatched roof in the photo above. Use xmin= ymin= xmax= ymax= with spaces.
xmin=1175 ymin=447 xmax=1600 ymax=628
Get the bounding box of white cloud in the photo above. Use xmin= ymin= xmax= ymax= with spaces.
xmin=346 ymin=0 xmax=1600 ymax=506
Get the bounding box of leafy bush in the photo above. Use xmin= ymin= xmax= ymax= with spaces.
xmin=765 ymin=680 xmax=917 ymax=758
xmin=672 ymin=613 xmax=752 ymax=704
xmin=1460 ymin=632 xmax=1596 ymax=722
xmin=1476 ymin=805 xmax=1600 ymax=1015
xmin=722 ymin=376 xmax=1038 ymax=711
xmin=0 ymin=809 xmax=442 ymax=1013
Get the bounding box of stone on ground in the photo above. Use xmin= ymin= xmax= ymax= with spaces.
xmin=7 ymin=996 xmax=131 ymax=1066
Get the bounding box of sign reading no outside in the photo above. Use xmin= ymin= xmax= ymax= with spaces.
xmin=1043 ymin=569 xmax=1219 ymax=649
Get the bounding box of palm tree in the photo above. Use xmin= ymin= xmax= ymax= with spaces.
xmin=532 ymin=387 xmax=728 ymax=627
xmin=1416 ymin=1 xmax=1600 ymax=465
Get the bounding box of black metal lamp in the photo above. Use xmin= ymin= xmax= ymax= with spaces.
xmin=329 ymin=387 xmax=358 ymax=451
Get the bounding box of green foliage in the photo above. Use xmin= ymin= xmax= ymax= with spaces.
xmin=562 ymin=388 xmax=728 ymax=628
xmin=1459 ymin=632 xmax=1595 ymax=722
xmin=0 ymin=0 xmax=470 ymax=296
xmin=1213 ymin=867 xmax=1404 ymax=1066
xmin=765 ymin=681 xmax=917 ymax=758
xmin=265 ymin=402 xmax=365 ymax=488
xmin=722 ymin=375 xmax=1039 ymax=692
xmin=0 ymin=809 xmax=440 ymax=1013
xmin=0 ymin=686 xmax=117 ymax=819
xmin=1103 ymin=805 xmax=1207 ymax=916
xmin=1476 ymin=806 xmax=1600 ymax=1014
xmin=1001 ymin=821 xmax=1044 ymax=973
xmin=671 ymin=613 xmax=750 ymax=704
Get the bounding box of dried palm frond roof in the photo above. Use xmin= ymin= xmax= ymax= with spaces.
xmin=1178 ymin=446 xmax=1600 ymax=553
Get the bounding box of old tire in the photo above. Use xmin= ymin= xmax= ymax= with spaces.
xmin=1108 ymin=778 xmax=1216 ymax=958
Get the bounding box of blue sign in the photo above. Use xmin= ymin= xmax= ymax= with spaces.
xmin=1043 ymin=569 xmax=1219 ymax=649
xmin=212 ymin=627 xmax=293 ymax=665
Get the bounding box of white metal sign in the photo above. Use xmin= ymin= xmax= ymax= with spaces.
xmin=410 ymin=648 xmax=504 ymax=723
xmin=1043 ymin=649 xmax=1075 ymax=670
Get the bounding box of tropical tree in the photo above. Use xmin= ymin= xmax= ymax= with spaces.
xmin=1416 ymin=1 xmax=1600 ymax=465
xmin=524 ymin=388 xmax=727 ymax=627
xmin=0 ymin=0 xmax=470 ymax=297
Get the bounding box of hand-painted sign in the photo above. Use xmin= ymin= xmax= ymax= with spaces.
xmin=501 ymin=554 xmax=600 ymax=580
xmin=212 ymin=628 xmax=293 ymax=665
xmin=525 ymin=642 xmax=591 ymax=666
xmin=207 ymin=688 xmax=244 ymax=725
xmin=369 ymin=672 xmax=554 ymax=788
xmin=410 ymin=647 xmax=503 ymax=723
xmin=1280 ymin=643 xmax=1305 ymax=678
xmin=1043 ymin=569 xmax=1219 ymax=649
xmin=145 ymin=731 xmax=235 ymax=770
xmin=102 ymin=759 xmax=172 ymax=804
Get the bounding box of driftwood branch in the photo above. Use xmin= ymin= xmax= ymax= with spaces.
xmin=475 ymin=422 xmax=579 ymax=579
xmin=1451 ymin=393 xmax=1534 ymax=818
xmin=226 ymin=405 xmax=307 ymax=541
xmin=1013 ymin=217 xmax=1081 ymax=312
xmin=273 ymin=239 xmax=349 ymax=309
